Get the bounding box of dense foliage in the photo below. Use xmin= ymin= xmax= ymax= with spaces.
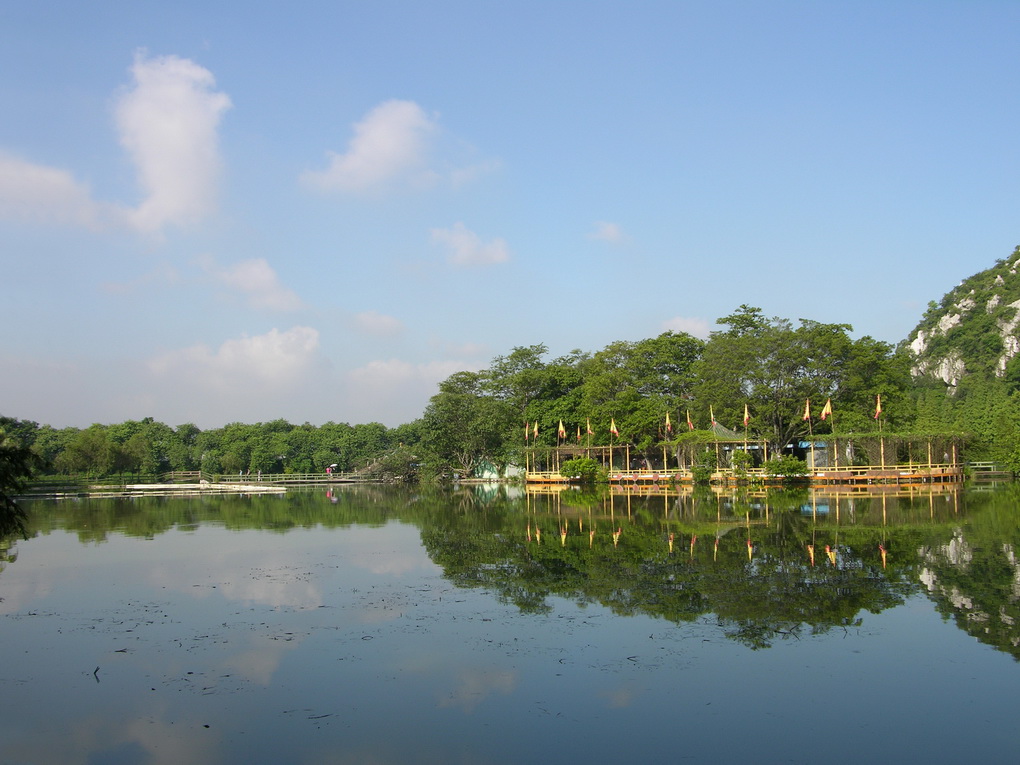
xmin=9 ymin=266 xmax=1020 ymax=485
xmin=4 ymin=416 xmax=421 ymax=481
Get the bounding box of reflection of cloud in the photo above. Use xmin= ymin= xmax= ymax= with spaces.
xmin=599 ymin=684 xmax=638 ymax=709
xmin=439 ymin=667 xmax=518 ymax=713
xmin=218 ymin=567 xmax=322 ymax=609
xmin=221 ymin=634 xmax=301 ymax=685
xmin=65 ymin=714 xmax=218 ymax=765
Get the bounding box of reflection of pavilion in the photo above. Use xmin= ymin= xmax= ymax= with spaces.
xmin=524 ymin=433 xmax=964 ymax=485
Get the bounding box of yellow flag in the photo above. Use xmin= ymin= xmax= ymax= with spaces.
xmin=820 ymin=398 xmax=833 ymax=421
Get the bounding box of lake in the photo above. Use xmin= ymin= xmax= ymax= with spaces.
xmin=1 ymin=483 xmax=1018 ymax=764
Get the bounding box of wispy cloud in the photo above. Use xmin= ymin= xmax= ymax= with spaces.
xmin=661 ymin=316 xmax=712 ymax=339
xmin=301 ymin=99 xmax=498 ymax=195
xmin=589 ymin=221 xmax=625 ymax=243
xmin=344 ymin=357 xmax=478 ymax=420
xmin=148 ymin=326 xmax=321 ymax=390
xmin=203 ymin=257 xmax=304 ymax=312
xmin=431 ymin=222 xmax=509 ymax=266
xmin=0 ymin=51 xmax=230 ymax=234
xmin=301 ymin=100 xmax=438 ymax=194
xmin=0 ymin=152 xmax=112 ymax=228
xmin=353 ymin=311 xmax=404 ymax=337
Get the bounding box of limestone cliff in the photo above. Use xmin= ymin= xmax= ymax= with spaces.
xmin=906 ymin=245 xmax=1020 ymax=388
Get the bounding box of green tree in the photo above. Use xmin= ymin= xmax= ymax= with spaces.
xmin=421 ymin=371 xmax=514 ymax=477
xmin=0 ymin=417 xmax=41 ymax=537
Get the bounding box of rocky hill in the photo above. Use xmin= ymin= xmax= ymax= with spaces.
xmin=906 ymin=245 xmax=1020 ymax=389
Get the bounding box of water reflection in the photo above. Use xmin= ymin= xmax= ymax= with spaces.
xmin=1 ymin=484 xmax=1018 ymax=763
xmin=5 ymin=483 xmax=1018 ymax=658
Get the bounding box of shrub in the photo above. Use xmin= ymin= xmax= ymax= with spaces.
xmin=559 ymin=457 xmax=605 ymax=484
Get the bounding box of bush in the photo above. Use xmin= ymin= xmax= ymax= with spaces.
xmin=559 ymin=457 xmax=605 ymax=485
xmin=763 ymin=455 xmax=808 ymax=482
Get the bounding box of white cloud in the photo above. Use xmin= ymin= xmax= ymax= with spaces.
xmin=148 ymin=326 xmax=321 ymax=390
xmin=589 ymin=221 xmax=624 ymax=243
xmin=431 ymin=222 xmax=509 ymax=266
xmin=345 ymin=357 xmax=477 ymax=418
xmin=661 ymin=316 xmax=712 ymax=339
xmin=0 ymin=52 xmax=229 ymax=234
xmin=116 ymin=51 xmax=232 ymax=232
xmin=204 ymin=257 xmax=304 ymax=312
xmin=353 ymin=311 xmax=404 ymax=337
xmin=301 ymin=100 xmax=437 ymax=193
xmin=0 ymin=152 xmax=113 ymax=228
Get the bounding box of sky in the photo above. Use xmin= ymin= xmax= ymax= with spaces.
xmin=2 ymin=1 xmax=1019 ymax=430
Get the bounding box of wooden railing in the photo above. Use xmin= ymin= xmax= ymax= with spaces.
xmin=530 ymin=462 xmax=965 ymax=485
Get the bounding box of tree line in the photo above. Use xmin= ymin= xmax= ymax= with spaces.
xmin=4 ymin=304 xmax=1020 ymax=502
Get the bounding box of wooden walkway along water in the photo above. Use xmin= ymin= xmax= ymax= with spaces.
xmin=527 ymin=462 xmax=966 ymax=486
xmin=19 ymin=470 xmax=382 ymax=499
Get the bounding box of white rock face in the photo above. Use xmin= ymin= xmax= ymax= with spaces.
xmin=937 ymin=313 xmax=961 ymax=333
xmin=994 ymin=299 xmax=1020 ymax=376
xmin=910 ymin=329 xmax=928 ymax=356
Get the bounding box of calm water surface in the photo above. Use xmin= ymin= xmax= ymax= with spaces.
xmin=1 ymin=484 xmax=1018 ymax=764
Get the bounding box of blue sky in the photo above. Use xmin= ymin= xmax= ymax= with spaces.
xmin=2 ymin=1 xmax=1018 ymax=429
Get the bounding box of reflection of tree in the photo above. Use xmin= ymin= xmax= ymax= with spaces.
xmin=11 ymin=484 xmax=1020 ymax=656
xmin=916 ymin=485 xmax=1020 ymax=660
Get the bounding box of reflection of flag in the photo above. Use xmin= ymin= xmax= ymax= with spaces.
xmin=610 ymin=418 xmax=619 ymax=437
xmin=558 ymin=420 xmax=566 ymax=438
xmin=743 ymin=403 xmax=750 ymax=427
xmin=687 ymin=409 xmax=694 ymax=431
xmin=665 ymin=411 xmax=672 ymax=434
xmin=820 ymin=399 xmax=833 ymax=421
xmin=586 ymin=417 xmax=594 ymax=436
xmin=826 ymin=544 xmax=837 ymax=566
xmin=874 ymin=393 xmax=882 ymax=419
xmin=802 ymin=399 xmax=811 ymax=421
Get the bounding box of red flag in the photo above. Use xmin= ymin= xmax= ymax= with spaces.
xmin=576 ymin=425 xmax=581 ymax=443
xmin=524 ymin=422 xmax=530 ymax=442
xmin=610 ymin=418 xmax=619 ymax=437
xmin=743 ymin=403 xmax=750 ymax=427
xmin=586 ymin=417 xmax=594 ymax=436
xmin=686 ymin=409 xmax=694 ymax=431
xmin=874 ymin=394 xmax=882 ymax=419
xmin=532 ymin=421 xmax=539 ymax=438
xmin=820 ymin=399 xmax=832 ymax=421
